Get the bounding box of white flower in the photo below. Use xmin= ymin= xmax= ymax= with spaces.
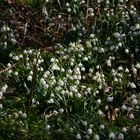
xmin=78 ymin=63 xmax=83 ymax=68
xmin=75 ymin=80 xmax=80 ymax=85
xmin=19 ymin=54 xmax=23 ymax=58
xmin=76 ymin=133 xmax=81 ymax=140
xmin=87 ymin=128 xmax=92 ymax=135
xmin=114 ymin=32 xmax=120 ymax=38
xmin=1 ymin=25 xmax=6 ymax=32
xmin=11 ymin=38 xmax=17 ymax=45
xmin=48 ymin=98 xmax=54 ymax=104
xmin=40 ymin=78 xmax=46 ymax=85
xmin=99 ymin=48 xmax=104 ymax=53
xmin=118 ymin=78 xmax=122 ymax=83
xmin=82 ymin=76 xmax=86 ymax=79
xmin=58 ymin=14 xmax=61 ymax=19
xmin=118 ymin=42 xmax=122 ymax=47
xmin=6 ymin=26 xmax=10 ymax=31
xmin=122 ymin=127 xmax=127 ymax=133
xmin=96 ymin=65 xmax=100 ymax=69
xmin=26 ymin=57 xmax=29 ymax=61
xmin=131 ymin=99 xmax=138 ymax=105
xmin=125 ymin=49 xmax=129 ymax=54
xmin=37 ymin=59 xmax=42 ymax=65
xmin=43 ymin=73 xmax=48 ymax=78
xmin=66 ymin=2 xmax=69 ymax=7
xmin=106 ymin=59 xmax=111 ymax=66
xmin=75 ymin=67 xmax=80 ymax=74
xmin=7 ymin=63 xmax=12 ymax=67
xmin=131 ymin=94 xmax=136 ymax=100
xmin=28 ymin=49 xmax=33 ymax=54
xmin=38 ymin=67 xmax=44 ymax=72
xmin=89 ymin=68 xmax=93 ymax=73
xmin=58 ymin=80 xmax=64 ymax=86
xmin=107 ymin=96 xmax=113 ymax=102
xmin=130 ymin=82 xmax=136 ymax=89
xmin=121 ymin=104 xmax=127 ymax=110
xmin=87 ymin=8 xmax=94 ymax=14
xmin=45 ymin=70 xmax=50 ymax=76
xmin=67 ymin=8 xmax=71 ymax=13
xmin=81 ymin=121 xmax=87 ymax=126
xmin=118 ymin=66 xmax=123 ymax=71
xmin=136 ymin=63 xmax=140 ymax=69
xmin=50 ymin=58 xmax=55 ymax=63
xmin=0 ymin=104 xmax=3 ymax=108
xmin=119 ymin=0 xmax=124 ymax=3
xmin=94 ymin=134 xmax=100 ymax=140
xmin=83 ymin=57 xmax=88 ymax=61
xmin=127 ymin=107 xmax=132 ymax=112
xmin=90 ymin=33 xmax=95 ymax=38
xmin=90 ymin=12 xmax=94 ymax=17
xmin=97 ymin=99 xmax=101 ymax=105
xmin=68 ymin=91 xmax=73 ymax=97
xmin=22 ymin=113 xmax=27 ymax=118
xmin=27 ymin=75 xmax=32 ymax=81
xmin=19 ymin=111 xmax=23 ymax=115
xmin=9 ymin=53 xmax=13 ymax=57
xmin=14 ymin=112 xmax=19 ymax=118
xmin=97 ymin=77 xmax=102 ymax=83
xmin=132 ymin=66 xmax=137 ymax=75
xmin=81 ymin=67 xmax=85 ymax=71
xmin=12 ymin=56 xmax=19 ymax=61
xmin=5 ymin=84 xmax=8 ymax=89
xmin=45 ymin=125 xmax=51 ymax=131
xmin=49 ymin=93 xmax=54 ymax=98
xmin=51 ymin=64 xmax=60 ymax=71
xmin=29 ymin=71 xmax=33 ymax=75
xmin=93 ymin=47 xmax=98 ymax=51
xmin=105 ymin=105 xmax=109 ymax=110
xmin=4 ymin=41 xmax=7 ymax=46
xmin=61 ymin=90 xmax=66 ymax=95
xmin=100 ymin=124 xmax=105 ymax=129
xmin=0 ymin=92 xmax=3 ymax=99
xmin=32 ymin=98 xmax=36 ymax=104
xmin=1 ymin=85 xmax=8 ymax=92
xmin=98 ymin=110 xmax=103 ymax=116
xmin=125 ymin=68 xmax=129 ymax=73
xmin=14 ymin=72 xmax=18 ymax=76
xmin=109 ymin=132 xmax=115 ymax=139
xmin=114 ymin=77 xmax=118 ymax=82
xmin=106 ymin=0 xmax=110 ymax=4
xmin=129 ymin=113 xmax=134 ymax=119
xmin=76 ymin=93 xmax=81 ymax=98
xmin=118 ymin=133 xmax=124 ymax=140
xmin=61 ymin=68 xmax=65 ymax=72
xmin=117 ymin=73 xmax=122 ymax=78
xmin=135 ymin=23 xmax=140 ymax=30
xmin=59 ymin=108 xmax=64 ymax=113
xmin=18 ymin=111 xmax=23 ymax=115
xmin=89 ymin=124 xmax=93 ymax=128
xmin=67 ymin=69 xmax=72 ymax=74
xmin=1 ymin=25 xmax=10 ymax=32
xmin=37 ymin=52 xmax=40 ymax=57
xmin=97 ymin=0 xmax=101 ymax=3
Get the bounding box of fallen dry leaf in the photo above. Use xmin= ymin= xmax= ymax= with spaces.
xmin=104 ymin=86 xmax=112 ymax=93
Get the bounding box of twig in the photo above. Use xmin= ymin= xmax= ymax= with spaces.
xmin=0 ymin=64 xmax=15 ymax=74
xmin=24 ymin=22 xmax=28 ymax=35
